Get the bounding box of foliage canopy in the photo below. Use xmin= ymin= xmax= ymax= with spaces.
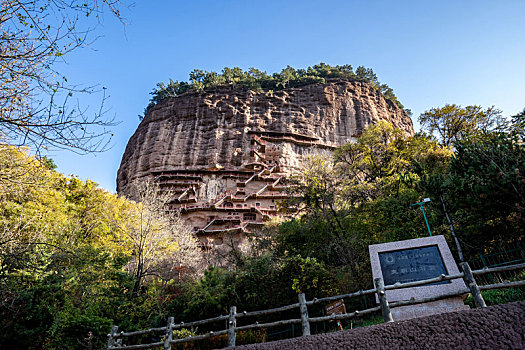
xmin=0 ymin=145 xmax=200 ymax=349
xmin=2 ymin=102 xmax=525 ymax=347
xmin=418 ymin=104 xmax=505 ymax=146
xmin=142 ymin=63 xmax=405 ymax=118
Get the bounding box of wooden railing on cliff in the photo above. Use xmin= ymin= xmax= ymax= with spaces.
xmin=106 ymin=262 xmax=525 ymax=349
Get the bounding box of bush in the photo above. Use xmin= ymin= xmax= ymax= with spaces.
xmin=344 ymin=314 xmax=384 ymax=329
xmin=174 ymin=329 xmax=266 ymax=349
xmin=465 ymin=287 xmax=525 ymax=307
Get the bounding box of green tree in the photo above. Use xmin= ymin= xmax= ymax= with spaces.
xmin=423 ymin=132 xmax=525 ymax=255
xmin=510 ymin=107 xmax=525 ymax=136
xmin=355 ymin=66 xmax=379 ymax=85
xmin=144 ymin=63 xmax=405 ymax=116
xmin=277 ymin=122 xmax=451 ymax=286
xmin=418 ymin=104 xmax=504 ymax=146
xmin=275 ymin=65 xmax=299 ymax=88
xmin=0 ymin=146 xmax=200 ymax=349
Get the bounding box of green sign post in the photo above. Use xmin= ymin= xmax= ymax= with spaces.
xmin=411 ymin=198 xmax=432 ymax=236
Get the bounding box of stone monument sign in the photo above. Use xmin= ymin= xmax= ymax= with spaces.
xmin=378 ymin=245 xmax=449 ymax=286
xmin=369 ymin=235 xmax=468 ymax=321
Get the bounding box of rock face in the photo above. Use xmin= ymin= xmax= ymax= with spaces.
xmin=117 ymin=79 xmax=413 ymax=250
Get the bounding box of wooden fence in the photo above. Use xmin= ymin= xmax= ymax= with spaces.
xmin=107 ymin=261 xmax=525 ymax=349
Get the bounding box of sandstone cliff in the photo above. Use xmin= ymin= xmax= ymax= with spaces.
xmin=117 ymin=79 xmax=413 ymax=198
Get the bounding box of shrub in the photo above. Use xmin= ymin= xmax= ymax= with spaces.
xmin=465 ymin=287 xmax=525 ymax=308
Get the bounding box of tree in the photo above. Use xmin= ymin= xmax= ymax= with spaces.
xmin=145 ymin=63 xmax=405 ymax=115
xmin=0 ymin=147 xmax=204 ymax=348
xmin=418 ymin=104 xmax=504 ymax=147
xmin=275 ymin=122 xmax=452 ymax=286
xmin=0 ymin=0 xmax=126 ymax=153
xmin=0 ymin=145 xmax=58 ymax=280
xmin=510 ymin=107 xmax=525 ymax=136
xmin=422 ymin=132 xmax=525 ymax=255
xmin=355 ymin=66 xmax=379 ymax=85
xmin=0 ymin=146 xmax=136 ymax=349
xmin=123 ymin=180 xmax=202 ymax=297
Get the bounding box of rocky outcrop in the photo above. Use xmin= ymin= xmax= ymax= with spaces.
xmin=117 ymin=80 xmax=413 ymax=197
xmin=116 ymin=80 xmax=413 ymax=251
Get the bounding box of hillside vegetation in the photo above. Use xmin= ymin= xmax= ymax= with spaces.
xmin=142 ymin=63 xmax=405 ymax=118
xmin=0 ymin=146 xmax=202 ymax=349
xmin=1 ymin=106 xmax=524 ymax=349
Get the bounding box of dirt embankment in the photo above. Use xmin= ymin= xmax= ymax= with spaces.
xmin=234 ymin=301 xmax=525 ymax=350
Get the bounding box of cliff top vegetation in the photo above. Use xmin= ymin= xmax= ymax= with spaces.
xmin=142 ymin=63 xmax=405 ymax=119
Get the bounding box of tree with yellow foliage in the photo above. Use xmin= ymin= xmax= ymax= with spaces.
xmin=0 ymin=146 xmax=201 ymax=348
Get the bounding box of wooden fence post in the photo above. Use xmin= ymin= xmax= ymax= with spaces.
xmin=460 ymin=262 xmax=486 ymax=308
xmin=298 ymin=293 xmax=311 ymax=336
xmin=374 ymin=278 xmax=394 ymax=323
xmin=164 ymin=316 xmax=174 ymax=350
xmin=228 ymin=306 xmax=237 ymax=347
xmin=107 ymin=325 xmax=118 ymax=350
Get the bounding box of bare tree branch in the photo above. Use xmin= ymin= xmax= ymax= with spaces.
xmin=0 ymin=0 xmax=129 ymax=153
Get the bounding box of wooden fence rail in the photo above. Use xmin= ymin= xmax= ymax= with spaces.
xmin=107 ymin=261 xmax=525 ymax=350
xmin=472 ymin=262 xmax=525 ymax=275
xmin=306 ymin=288 xmax=376 ymax=306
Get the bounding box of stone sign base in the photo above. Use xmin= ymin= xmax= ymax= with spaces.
xmin=392 ymin=296 xmax=469 ymax=321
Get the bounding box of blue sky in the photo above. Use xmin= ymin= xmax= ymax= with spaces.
xmin=50 ymin=0 xmax=525 ymax=192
